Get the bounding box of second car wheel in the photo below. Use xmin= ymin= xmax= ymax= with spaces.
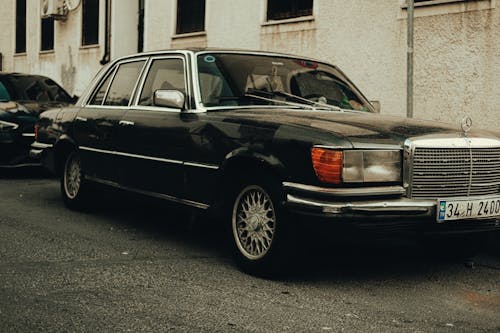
xmin=230 ymin=177 xmax=294 ymax=276
xmin=61 ymin=150 xmax=90 ymax=210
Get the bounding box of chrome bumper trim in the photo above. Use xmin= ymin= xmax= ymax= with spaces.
xmin=283 ymin=182 xmax=406 ymax=197
xmin=286 ymin=194 xmax=435 ymax=216
xmin=31 ymin=142 xmax=53 ymax=149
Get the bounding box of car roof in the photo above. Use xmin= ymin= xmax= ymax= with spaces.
xmin=112 ymin=48 xmax=326 ymax=65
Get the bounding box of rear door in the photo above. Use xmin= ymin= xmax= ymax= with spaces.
xmin=75 ymin=59 xmax=147 ymax=181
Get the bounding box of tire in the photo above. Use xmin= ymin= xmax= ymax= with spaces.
xmin=228 ymin=176 xmax=294 ymax=277
xmin=60 ymin=150 xmax=90 ymax=210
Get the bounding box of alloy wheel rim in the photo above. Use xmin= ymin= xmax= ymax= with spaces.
xmin=64 ymin=153 xmax=82 ymax=199
xmin=232 ymin=185 xmax=276 ymax=260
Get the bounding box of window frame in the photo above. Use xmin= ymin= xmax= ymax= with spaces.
xmin=40 ymin=17 xmax=55 ymax=52
xmin=15 ymin=0 xmax=27 ymax=54
xmin=175 ymin=0 xmax=206 ymax=35
xmin=266 ymin=0 xmax=314 ymax=22
xmin=81 ymin=0 xmax=100 ymax=47
xmin=86 ymin=57 xmax=148 ymax=108
xmin=133 ymin=55 xmax=190 ymax=112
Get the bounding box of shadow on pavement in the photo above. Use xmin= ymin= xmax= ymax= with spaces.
xmin=71 ymin=187 xmax=500 ymax=280
xmin=0 ymin=166 xmax=53 ymax=179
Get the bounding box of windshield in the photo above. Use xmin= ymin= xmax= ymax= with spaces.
xmin=196 ymin=53 xmax=372 ymax=112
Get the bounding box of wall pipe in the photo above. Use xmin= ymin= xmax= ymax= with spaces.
xmin=407 ymin=0 xmax=414 ymax=118
xmin=100 ymin=0 xmax=111 ymax=65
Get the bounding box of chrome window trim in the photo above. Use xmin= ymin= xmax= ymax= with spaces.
xmin=102 ymin=58 xmax=148 ymax=107
xmin=85 ymin=105 xmax=131 ymax=110
xmin=84 ymin=57 xmax=149 ymax=107
xmin=132 ymin=54 xmax=190 ymax=109
xmin=127 ymin=59 xmax=149 ymax=107
xmin=85 ymin=175 xmax=209 ymax=209
xmin=89 ymin=65 xmax=118 ymax=106
xmin=283 ymin=182 xmax=406 ymax=197
xmin=133 ymin=105 xmax=182 ymax=113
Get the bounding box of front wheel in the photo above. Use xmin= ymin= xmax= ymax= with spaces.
xmin=61 ymin=150 xmax=90 ymax=210
xmin=230 ymin=179 xmax=293 ymax=276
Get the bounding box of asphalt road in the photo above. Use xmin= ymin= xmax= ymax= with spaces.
xmin=1 ymin=169 xmax=499 ymax=332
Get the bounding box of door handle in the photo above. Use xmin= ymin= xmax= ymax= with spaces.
xmin=119 ymin=120 xmax=135 ymax=126
xmin=75 ymin=116 xmax=87 ymax=122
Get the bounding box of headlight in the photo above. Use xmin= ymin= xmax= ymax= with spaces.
xmin=343 ymin=150 xmax=401 ymax=183
xmin=0 ymin=120 xmax=19 ymax=131
xmin=311 ymin=148 xmax=401 ymax=184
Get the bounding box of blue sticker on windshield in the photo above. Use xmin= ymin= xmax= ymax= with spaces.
xmin=204 ymin=55 xmax=215 ymax=63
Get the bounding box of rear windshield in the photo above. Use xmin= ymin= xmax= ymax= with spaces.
xmin=0 ymin=75 xmax=72 ymax=102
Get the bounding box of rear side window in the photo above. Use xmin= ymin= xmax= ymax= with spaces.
xmin=89 ymin=69 xmax=114 ymax=105
xmin=103 ymin=60 xmax=145 ymax=106
xmin=138 ymin=58 xmax=186 ymax=106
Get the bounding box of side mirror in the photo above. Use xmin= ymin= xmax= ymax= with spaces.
xmin=370 ymin=100 xmax=381 ymax=113
xmin=153 ymin=90 xmax=185 ymax=109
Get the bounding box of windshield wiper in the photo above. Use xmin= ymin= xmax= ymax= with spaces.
xmin=246 ymin=88 xmax=342 ymax=112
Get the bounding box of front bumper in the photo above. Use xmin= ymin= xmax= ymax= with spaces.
xmin=283 ymin=182 xmax=500 ymax=234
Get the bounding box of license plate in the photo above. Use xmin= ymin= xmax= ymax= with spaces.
xmin=437 ymin=197 xmax=500 ymax=222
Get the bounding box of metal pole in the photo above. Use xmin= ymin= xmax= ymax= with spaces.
xmin=407 ymin=0 xmax=414 ymax=118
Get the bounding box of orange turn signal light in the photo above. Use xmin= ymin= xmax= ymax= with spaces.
xmin=311 ymin=148 xmax=343 ymax=184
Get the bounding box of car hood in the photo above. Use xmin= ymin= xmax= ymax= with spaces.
xmin=215 ymin=108 xmax=499 ymax=148
xmin=0 ymin=101 xmax=68 ymax=117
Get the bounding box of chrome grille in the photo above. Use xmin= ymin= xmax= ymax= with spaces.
xmin=410 ymin=147 xmax=500 ymax=198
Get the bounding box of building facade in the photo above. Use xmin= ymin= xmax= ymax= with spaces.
xmin=1 ymin=0 xmax=498 ymax=130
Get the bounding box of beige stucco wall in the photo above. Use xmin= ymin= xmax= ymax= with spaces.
xmin=1 ymin=0 xmax=498 ymax=131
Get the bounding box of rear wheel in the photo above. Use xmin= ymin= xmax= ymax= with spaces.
xmin=229 ymin=177 xmax=294 ymax=276
xmin=61 ymin=150 xmax=90 ymax=210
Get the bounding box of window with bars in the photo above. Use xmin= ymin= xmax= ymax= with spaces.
xmin=82 ymin=0 xmax=99 ymax=46
xmin=267 ymin=0 xmax=313 ymax=21
xmin=16 ymin=0 xmax=26 ymax=53
xmin=176 ymin=0 xmax=206 ymax=34
xmin=41 ymin=17 xmax=54 ymax=51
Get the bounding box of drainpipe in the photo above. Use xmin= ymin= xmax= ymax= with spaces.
xmin=100 ymin=0 xmax=111 ymax=65
xmin=407 ymin=0 xmax=414 ymax=118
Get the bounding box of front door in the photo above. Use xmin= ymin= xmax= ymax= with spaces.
xmin=115 ymin=56 xmax=189 ymax=198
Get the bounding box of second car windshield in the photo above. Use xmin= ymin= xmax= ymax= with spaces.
xmin=196 ymin=53 xmax=371 ymax=112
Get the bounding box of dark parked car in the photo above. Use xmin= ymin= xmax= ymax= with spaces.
xmin=32 ymin=49 xmax=500 ymax=275
xmin=0 ymin=72 xmax=75 ymax=167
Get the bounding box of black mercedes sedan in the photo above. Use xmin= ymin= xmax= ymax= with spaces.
xmin=0 ymin=72 xmax=74 ymax=167
xmin=32 ymin=49 xmax=500 ymax=275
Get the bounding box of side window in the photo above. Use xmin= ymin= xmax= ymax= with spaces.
xmin=89 ymin=68 xmax=115 ymax=105
xmin=138 ymin=58 xmax=186 ymax=106
xmin=104 ymin=61 xmax=145 ymax=106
